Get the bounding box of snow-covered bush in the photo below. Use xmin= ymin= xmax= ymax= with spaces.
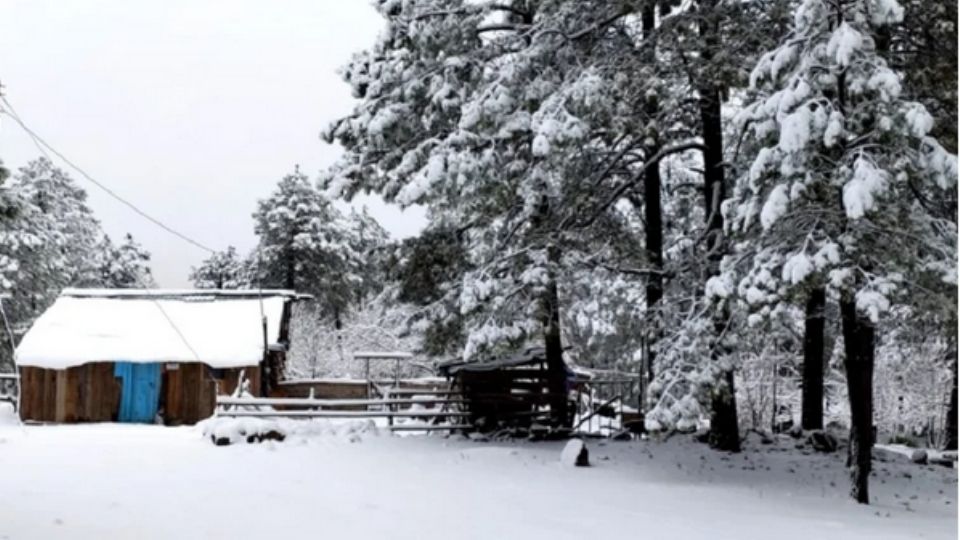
xmin=286 ymin=287 xmax=426 ymax=380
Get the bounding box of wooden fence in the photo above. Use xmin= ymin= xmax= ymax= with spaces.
xmin=215 ymin=386 xmax=469 ymax=432
xmin=0 ymin=373 xmax=17 ymax=410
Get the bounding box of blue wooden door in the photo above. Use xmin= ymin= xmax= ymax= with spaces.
xmin=114 ymin=362 xmax=161 ymax=423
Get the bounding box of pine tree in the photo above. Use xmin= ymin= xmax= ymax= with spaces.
xmin=252 ymin=167 xmax=365 ymax=324
xmin=388 ymin=225 xmax=469 ymax=357
xmin=727 ymin=0 xmax=957 ymax=503
xmin=624 ymin=0 xmax=792 ymax=447
xmin=189 ymin=246 xmax=247 ymax=289
xmin=346 ymin=206 xmax=390 ymax=306
xmin=892 ymin=0 xmax=958 ymax=152
xmin=0 ymin=158 xmax=101 ymax=324
xmin=83 ymin=233 xmax=155 ymax=288
xmin=323 ymin=0 xmax=671 ymax=425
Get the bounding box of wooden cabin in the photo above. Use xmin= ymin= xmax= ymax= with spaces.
xmin=15 ymin=288 xmax=306 ymax=425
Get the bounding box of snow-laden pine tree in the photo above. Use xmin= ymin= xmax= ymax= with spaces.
xmin=81 ymin=233 xmax=155 ymax=288
xmin=189 ymin=246 xmax=248 ymax=289
xmin=323 ymin=0 xmax=804 ymax=432
xmin=386 ymin=224 xmax=470 ymax=357
xmin=324 ymin=0 xmax=687 ymax=425
xmin=891 ymin=0 xmax=959 ymax=450
xmin=0 ymin=159 xmax=17 ymax=294
xmin=252 ymin=167 xmax=364 ymax=325
xmin=613 ymin=0 xmax=796 ymax=450
xmin=0 ymin=158 xmax=137 ymax=368
xmin=0 ymin=158 xmax=101 ymax=324
xmin=892 ymin=0 xmax=957 ymax=153
xmin=725 ymin=0 xmax=957 ymax=503
xmin=346 ymin=206 xmax=390 ymax=307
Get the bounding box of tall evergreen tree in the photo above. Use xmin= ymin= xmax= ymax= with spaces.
xmin=0 ymin=158 xmax=100 ymax=323
xmin=252 ymin=167 xmax=365 ymax=324
xmin=323 ymin=0 xmax=680 ymax=425
xmin=346 ymin=206 xmax=390 ymax=307
xmin=727 ymin=0 xmax=957 ymax=503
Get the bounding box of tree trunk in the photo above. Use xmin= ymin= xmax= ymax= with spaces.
xmin=543 ymin=245 xmax=569 ymax=428
xmin=840 ymin=294 xmax=875 ymax=504
xmin=709 ymin=366 xmax=741 ymax=451
xmin=284 ymin=255 xmax=296 ymax=291
xmin=698 ymin=0 xmax=739 ymax=452
xmin=802 ymin=287 xmax=826 ymax=430
xmin=641 ymin=0 xmax=663 ymax=403
xmin=334 ymin=308 xmax=344 ymax=363
xmin=945 ymin=352 xmax=958 ymax=451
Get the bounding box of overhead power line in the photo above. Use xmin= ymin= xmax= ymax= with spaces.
xmin=0 ymin=91 xmax=207 ymax=361
xmin=133 ymin=275 xmax=203 ymax=362
xmin=0 ymin=94 xmax=216 ymax=254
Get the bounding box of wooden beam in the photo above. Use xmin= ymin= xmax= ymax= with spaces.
xmin=216 ymin=409 xmax=471 ymax=419
xmin=216 ymin=396 xmax=465 ymax=408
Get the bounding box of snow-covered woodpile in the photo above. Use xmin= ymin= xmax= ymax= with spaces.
xmin=439 ymin=347 xmax=585 ymax=432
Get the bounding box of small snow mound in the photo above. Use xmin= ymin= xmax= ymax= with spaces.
xmin=909 ymin=449 xmax=929 ymax=464
xmin=200 ymin=417 xmax=287 ymax=446
xmin=560 ymin=439 xmax=589 ymax=467
xmin=200 ymin=416 xmax=382 ymax=445
xmin=0 ymin=402 xmax=18 ymax=426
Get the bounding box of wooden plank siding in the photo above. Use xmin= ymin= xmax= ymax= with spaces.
xmin=19 ymin=362 xmax=260 ymax=425
xmin=19 ymin=364 xmax=121 ymax=423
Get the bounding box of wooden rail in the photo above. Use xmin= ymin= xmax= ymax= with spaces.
xmin=217 ymin=396 xmax=466 ymax=408
xmin=381 ymin=389 xmax=461 ymax=396
xmin=0 ymin=373 xmax=18 ymax=411
xmin=216 ymin=409 xmax=471 ymax=419
xmin=388 ymin=424 xmax=465 ymax=432
xmin=214 ymin=392 xmax=471 ymax=432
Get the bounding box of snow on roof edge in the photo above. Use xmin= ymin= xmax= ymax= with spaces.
xmin=352 ymin=351 xmax=414 ymax=360
xmin=61 ymin=288 xmax=313 ymax=300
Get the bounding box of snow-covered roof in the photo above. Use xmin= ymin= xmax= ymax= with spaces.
xmin=16 ymin=289 xmax=303 ymax=369
xmin=438 ymin=346 xmax=550 ymax=375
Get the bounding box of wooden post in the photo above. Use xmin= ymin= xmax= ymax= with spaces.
xmin=260 ymin=316 xmax=269 ymax=397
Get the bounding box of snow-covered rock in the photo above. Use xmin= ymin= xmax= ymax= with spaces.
xmin=0 ymin=402 xmax=18 ymax=426
xmin=806 ymin=430 xmax=839 ymax=453
xmin=201 ymin=417 xmax=287 ymax=446
xmin=560 ymin=439 xmax=590 ymax=467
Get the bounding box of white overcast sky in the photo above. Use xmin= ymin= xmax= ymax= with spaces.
xmin=0 ymin=1 xmax=426 ymax=287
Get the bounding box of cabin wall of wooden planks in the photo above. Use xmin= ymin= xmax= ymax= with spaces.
xmin=20 ymin=363 xmax=121 ymax=423
xmin=273 ymin=379 xmax=369 ymax=400
xmin=19 ymin=362 xmax=260 ymax=425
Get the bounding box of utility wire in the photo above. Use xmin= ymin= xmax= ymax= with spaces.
xmin=134 ymin=279 xmax=204 ymax=363
xmin=0 ymin=95 xmax=216 ymax=254
xmin=0 ymin=91 xmax=205 ymax=361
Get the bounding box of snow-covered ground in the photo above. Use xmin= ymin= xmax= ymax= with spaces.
xmin=0 ymin=406 xmax=954 ymax=539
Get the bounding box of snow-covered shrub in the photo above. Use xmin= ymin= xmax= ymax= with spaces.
xmin=286 ymin=287 xmax=426 ymax=380
xmin=200 ymin=417 xmax=381 ymax=445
